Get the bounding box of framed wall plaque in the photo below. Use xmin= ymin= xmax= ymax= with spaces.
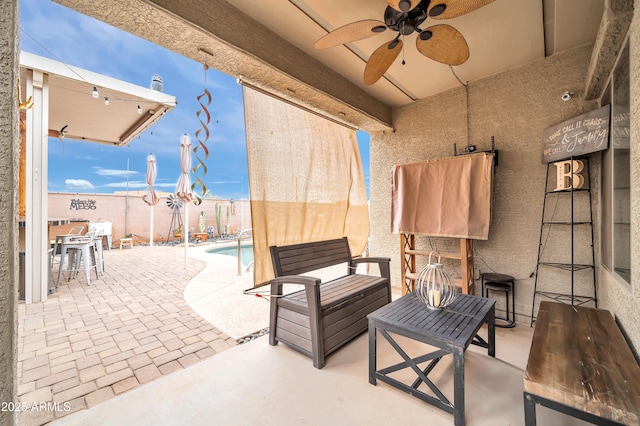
xmin=542 ymin=104 xmax=610 ymax=163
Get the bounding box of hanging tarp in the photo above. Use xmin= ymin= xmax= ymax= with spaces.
xmin=243 ymin=86 xmax=369 ymax=286
xmin=391 ymin=153 xmax=494 ymax=240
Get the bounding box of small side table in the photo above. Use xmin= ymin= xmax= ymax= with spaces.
xmin=481 ymin=272 xmax=516 ymax=328
xmin=119 ymin=238 xmax=133 ymax=250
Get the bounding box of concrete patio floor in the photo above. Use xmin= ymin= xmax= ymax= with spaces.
xmin=49 ymin=317 xmax=589 ymax=426
xmin=17 ymin=243 xmax=260 ymax=425
xmin=17 ymin=242 xmax=590 ymax=425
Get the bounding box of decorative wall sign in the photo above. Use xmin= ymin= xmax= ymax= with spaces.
xmin=70 ymin=199 xmax=96 ymax=210
xmin=542 ymin=104 xmax=610 ymax=163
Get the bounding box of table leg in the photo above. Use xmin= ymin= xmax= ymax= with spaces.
xmin=453 ymin=347 xmax=465 ymax=426
xmin=56 ymin=247 xmax=67 ymax=289
xmin=523 ymin=392 xmax=537 ymax=426
xmin=368 ymin=319 xmax=377 ymax=385
xmin=81 ymin=245 xmax=91 ymax=285
xmin=488 ymin=305 xmax=496 ymax=357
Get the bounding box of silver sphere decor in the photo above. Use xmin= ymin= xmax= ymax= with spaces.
xmin=416 ymin=251 xmax=457 ymax=309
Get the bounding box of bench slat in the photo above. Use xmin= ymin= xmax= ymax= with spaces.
xmin=271 ymin=238 xmax=351 ymax=276
xmin=524 ymin=301 xmax=640 ymax=424
xmin=278 ymin=275 xmax=387 ymax=312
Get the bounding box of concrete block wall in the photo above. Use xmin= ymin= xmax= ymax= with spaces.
xmin=48 ymin=193 xmax=251 ymax=245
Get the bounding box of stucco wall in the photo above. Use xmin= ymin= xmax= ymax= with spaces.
xmin=46 ymin=193 xmax=251 ymax=244
xmin=597 ymin=4 xmax=640 ymax=353
xmin=369 ymin=45 xmax=601 ymax=325
xmin=0 ymin=0 xmax=19 ymax=424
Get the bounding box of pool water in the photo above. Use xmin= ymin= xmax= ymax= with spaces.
xmin=207 ymin=244 xmax=254 ymax=266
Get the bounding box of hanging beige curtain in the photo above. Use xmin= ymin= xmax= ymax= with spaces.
xmin=391 ymin=153 xmax=494 ymax=240
xmin=243 ymin=86 xmax=370 ymax=286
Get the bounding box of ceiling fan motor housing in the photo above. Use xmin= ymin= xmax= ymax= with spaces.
xmin=384 ymin=1 xmax=429 ymax=35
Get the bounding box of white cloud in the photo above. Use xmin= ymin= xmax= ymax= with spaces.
xmin=65 ymin=179 xmax=94 ymax=189
xmin=103 ymin=181 xmax=147 ymax=188
xmin=94 ymin=167 xmax=139 ymax=177
xmin=155 ymin=182 xmax=179 ymax=188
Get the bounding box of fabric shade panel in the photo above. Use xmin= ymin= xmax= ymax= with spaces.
xmin=391 ymin=153 xmax=494 ymax=240
xmin=243 ymin=86 xmax=370 ymax=286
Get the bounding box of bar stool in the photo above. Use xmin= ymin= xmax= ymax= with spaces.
xmin=481 ymin=272 xmax=516 ymax=328
xmin=93 ymin=229 xmax=105 ymax=273
xmin=55 ymin=233 xmax=100 ymax=289
xmin=52 ymin=225 xmax=85 ymax=266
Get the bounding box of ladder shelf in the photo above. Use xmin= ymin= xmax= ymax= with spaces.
xmin=530 ymin=156 xmax=597 ymax=325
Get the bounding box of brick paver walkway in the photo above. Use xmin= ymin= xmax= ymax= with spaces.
xmin=17 ymin=245 xmax=237 ymax=425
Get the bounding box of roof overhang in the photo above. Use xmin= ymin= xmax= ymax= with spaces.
xmin=19 ymin=51 xmax=177 ymax=146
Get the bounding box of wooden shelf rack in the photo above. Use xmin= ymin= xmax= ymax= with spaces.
xmin=400 ymin=234 xmax=475 ymax=295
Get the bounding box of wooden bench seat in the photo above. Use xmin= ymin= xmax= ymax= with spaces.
xmin=524 ymin=301 xmax=640 ymax=425
xmin=269 ymin=237 xmax=391 ymax=369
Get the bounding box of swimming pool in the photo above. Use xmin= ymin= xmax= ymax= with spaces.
xmin=207 ymin=244 xmax=254 ymax=266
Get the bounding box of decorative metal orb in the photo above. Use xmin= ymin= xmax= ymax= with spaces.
xmin=416 ymin=251 xmax=457 ymax=309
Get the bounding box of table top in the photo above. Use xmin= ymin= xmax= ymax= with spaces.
xmin=525 ymin=301 xmax=640 ymax=424
xmin=18 ymin=218 xmax=70 ymax=227
xmin=368 ymin=292 xmax=495 ymax=348
xmin=481 ymin=272 xmax=514 ymax=282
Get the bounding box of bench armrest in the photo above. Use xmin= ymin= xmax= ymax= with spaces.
xmin=269 ymin=275 xmax=323 ymax=349
xmin=270 ymin=275 xmax=321 ymax=294
xmin=350 ymin=257 xmax=391 ymax=281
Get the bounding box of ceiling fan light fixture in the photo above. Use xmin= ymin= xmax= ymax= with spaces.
xmin=398 ymin=0 xmax=412 ymax=12
xmin=420 ymin=30 xmax=433 ymax=41
xmin=429 ymin=4 xmax=447 ymax=17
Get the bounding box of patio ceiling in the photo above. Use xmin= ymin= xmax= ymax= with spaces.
xmin=224 ymin=0 xmax=603 ymax=106
xmin=52 ymin=0 xmax=604 ymax=132
xmin=19 ymin=51 xmax=177 ymax=146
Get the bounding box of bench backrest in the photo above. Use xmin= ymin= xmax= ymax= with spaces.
xmin=270 ymin=237 xmax=353 ymax=277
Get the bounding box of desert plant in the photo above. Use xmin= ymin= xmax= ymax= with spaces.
xmin=225 ymin=206 xmax=230 ymax=235
xmin=199 ymin=210 xmax=206 ymax=233
xmin=215 ymin=202 xmax=222 ymax=237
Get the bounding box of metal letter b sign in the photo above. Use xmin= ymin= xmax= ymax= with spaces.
xmin=553 ymin=160 xmax=584 ymax=191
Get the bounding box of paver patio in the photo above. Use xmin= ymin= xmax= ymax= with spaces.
xmin=17 ymin=245 xmax=237 ymax=425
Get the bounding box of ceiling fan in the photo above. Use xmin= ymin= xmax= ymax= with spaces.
xmin=313 ymin=0 xmax=495 ymax=85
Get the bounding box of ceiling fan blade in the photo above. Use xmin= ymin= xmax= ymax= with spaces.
xmin=385 ymin=0 xmax=421 ymax=12
xmin=364 ymin=39 xmax=403 ymax=85
xmin=416 ymin=24 xmax=469 ymax=65
xmin=314 ymin=20 xmax=387 ymax=49
xmin=427 ymin=0 xmax=495 ymax=20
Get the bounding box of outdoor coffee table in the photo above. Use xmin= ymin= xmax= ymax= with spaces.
xmin=368 ymin=292 xmax=495 ymax=426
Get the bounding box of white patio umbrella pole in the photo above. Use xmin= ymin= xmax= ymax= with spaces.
xmin=143 ymin=153 xmax=160 ymax=253
xmin=184 ymin=202 xmax=188 ymax=269
xmin=176 ymin=134 xmax=193 ymax=269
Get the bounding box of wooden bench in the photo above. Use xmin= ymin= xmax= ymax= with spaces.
xmin=269 ymin=237 xmax=391 ymax=369
xmin=524 ymin=301 xmax=640 ymax=425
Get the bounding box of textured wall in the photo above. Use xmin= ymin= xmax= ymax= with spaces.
xmin=597 ymin=3 xmax=640 ymax=353
xmin=47 ymin=193 xmax=250 ymax=243
xmin=369 ymin=45 xmax=600 ymax=324
xmin=0 ymin=0 xmax=19 ymax=424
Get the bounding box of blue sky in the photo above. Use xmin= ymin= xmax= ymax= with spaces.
xmin=19 ymin=0 xmax=370 ymax=200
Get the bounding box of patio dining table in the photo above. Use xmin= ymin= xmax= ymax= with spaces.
xmin=368 ymin=292 xmax=495 ymax=426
